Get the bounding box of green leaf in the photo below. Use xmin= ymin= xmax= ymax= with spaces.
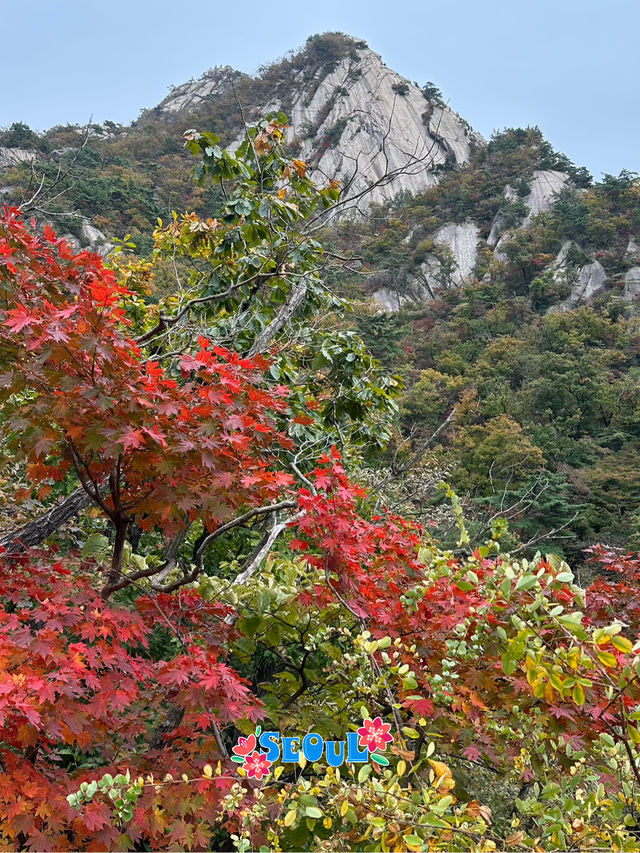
xmin=305 ymin=807 xmax=322 ymax=819
xmin=81 ymin=533 xmax=109 ymax=558
xmin=422 ymin=813 xmax=451 ymax=828
xmin=371 ymin=753 xmax=389 ymax=765
xmin=357 ymin=764 xmax=371 ymax=784
xmin=401 ymin=727 xmax=420 ymax=739
xmin=515 ymin=573 xmax=537 ymax=591
xmin=502 ymin=654 xmax=516 ymax=675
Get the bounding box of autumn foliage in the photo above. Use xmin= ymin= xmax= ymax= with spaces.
xmin=2 ymin=131 xmax=640 ymax=853
xmin=1 ymin=205 xmax=293 ymax=590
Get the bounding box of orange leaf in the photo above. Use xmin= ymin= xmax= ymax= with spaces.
xmin=291 ymin=158 xmax=307 ymax=177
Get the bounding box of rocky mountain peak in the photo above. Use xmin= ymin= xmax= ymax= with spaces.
xmin=282 ymin=42 xmax=483 ymax=207
xmin=144 ymin=33 xmax=484 ymax=209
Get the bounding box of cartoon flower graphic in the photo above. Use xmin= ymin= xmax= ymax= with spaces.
xmin=243 ymin=751 xmax=272 ymax=780
xmin=232 ymin=733 xmax=257 ymax=758
xmin=357 ymin=717 xmax=393 ymax=753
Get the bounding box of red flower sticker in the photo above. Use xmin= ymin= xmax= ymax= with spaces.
xmin=232 ymin=733 xmax=257 ymax=757
xmin=357 ymin=717 xmax=393 ymax=753
xmin=243 ymin=751 xmax=272 ymax=780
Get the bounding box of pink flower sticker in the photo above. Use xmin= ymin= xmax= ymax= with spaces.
xmin=232 ymin=733 xmax=257 ymax=757
xmin=357 ymin=717 xmax=393 ymax=753
xmin=243 ymin=751 xmax=272 ymax=780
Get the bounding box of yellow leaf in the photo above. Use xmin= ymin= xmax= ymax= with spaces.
xmin=397 ymin=760 xmax=406 ymax=777
xmin=568 ymin=648 xmax=581 ymax=669
xmin=596 ymin=649 xmax=618 ymax=668
xmin=203 ymin=764 xmax=213 ymax=778
xmin=340 ymin=800 xmax=349 ymax=817
xmin=612 ymin=635 xmax=634 ymax=654
xmin=278 ymin=188 xmax=287 ymax=199
xmin=572 ymin=683 xmax=586 ymax=706
xmin=429 ymin=759 xmax=455 ymax=792
xmin=284 ymin=809 xmax=297 ymax=827
xmin=548 ymin=670 xmax=564 ymax=691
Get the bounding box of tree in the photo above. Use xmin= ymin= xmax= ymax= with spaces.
xmin=0 ymin=205 xmax=294 ymax=592
xmin=1 ymin=116 xmax=398 ymax=559
xmin=3 ymin=116 xmax=640 ymax=852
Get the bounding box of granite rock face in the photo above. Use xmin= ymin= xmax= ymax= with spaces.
xmin=623 ymin=267 xmax=640 ymax=300
xmin=433 ymin=222 xmax=480 ymax=285
xmin=522 ymin=170 xmax=569 ymax=225
xmin=625 ymin=238 xmax=640 ymax=264
xmin=158 ymin=40 xmax=481 ymax=210
xmin=286 ymin=48 xmax=480 ymax=208
xmin=371 ymin=221 xmax=479 ymax=309
xmin=0 ymin=33 xmax=627 ymax=321
xmin=570 ymin=260 xmax=608 ymax=305
xmin=158 ymin=66 xmax=240 ymax=115
xmin=487 ymin=185 xmax=519 ymax=248
xmin=60 ymin=220 xmax=114 ymax=258
xmin=0 ymin=147 xmax=36 ymax=168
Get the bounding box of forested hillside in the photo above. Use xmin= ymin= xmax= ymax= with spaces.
xmin=2 ymin=32 xmax=640 ymax=853
xmin=331 ymin=129 xmax=640 ymax=562
xmin=2 ymin=34 xmax=639 ymax=560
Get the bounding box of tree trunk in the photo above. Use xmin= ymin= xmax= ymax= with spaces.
xmin=106 ymin=518 xmax=129 ymax=592
xmin=0 ymin=485 xmax=96 ymax=553
xmin=248 ymin=278 xmax=308 ymax=356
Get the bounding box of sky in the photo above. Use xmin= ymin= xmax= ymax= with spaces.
xmin=3 ymin=0 xmax=638 ymax=179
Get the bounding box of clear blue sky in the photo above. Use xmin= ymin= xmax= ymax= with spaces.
xmin=3 ymin=0 xmax=638 ymax=179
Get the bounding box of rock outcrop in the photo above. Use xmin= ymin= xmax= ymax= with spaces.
xmin=522 ymin=170 xmax=569 ymax=225
xmin=487 ymin=185 xmax=519 ymax=248
xmin=61 ymin=220 xmax=114 ymax=258
xmin=570 ymin=260 xmax=608 ymax=305
xmin=0 ymin=147 xmax=36 ymax=168
xmin=153 ymin=37 xmax=482 ymax=209
xmin=157 ymin=66 xmax=241 ymax=115
xmin=623 ymin=267 xmax=640 ymax=300
xmin=284 ymin=47 xmax=480 ymax=207
xmin=433 ymin=222 xmax=479 ymax=285
xmin=372 ymin=221 xmax=479 ymax=308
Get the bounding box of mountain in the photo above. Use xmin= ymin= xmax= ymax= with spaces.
xmin=154 ymin=37 xmax=480 ymax=207
xmin=2 ymin=32 xmax=640 ymax=559
xmin=1 ymin=32 xmax=632 ymax=315
xmin=0 ymin=33 xmax=480 ymax=247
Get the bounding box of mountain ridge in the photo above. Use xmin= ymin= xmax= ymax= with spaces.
xmin=0 ymin=30 xmax=633 ymax=320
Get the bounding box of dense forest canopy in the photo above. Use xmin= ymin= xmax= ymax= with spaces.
xmin=2 ymin=31 xmax=640 ymax=853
